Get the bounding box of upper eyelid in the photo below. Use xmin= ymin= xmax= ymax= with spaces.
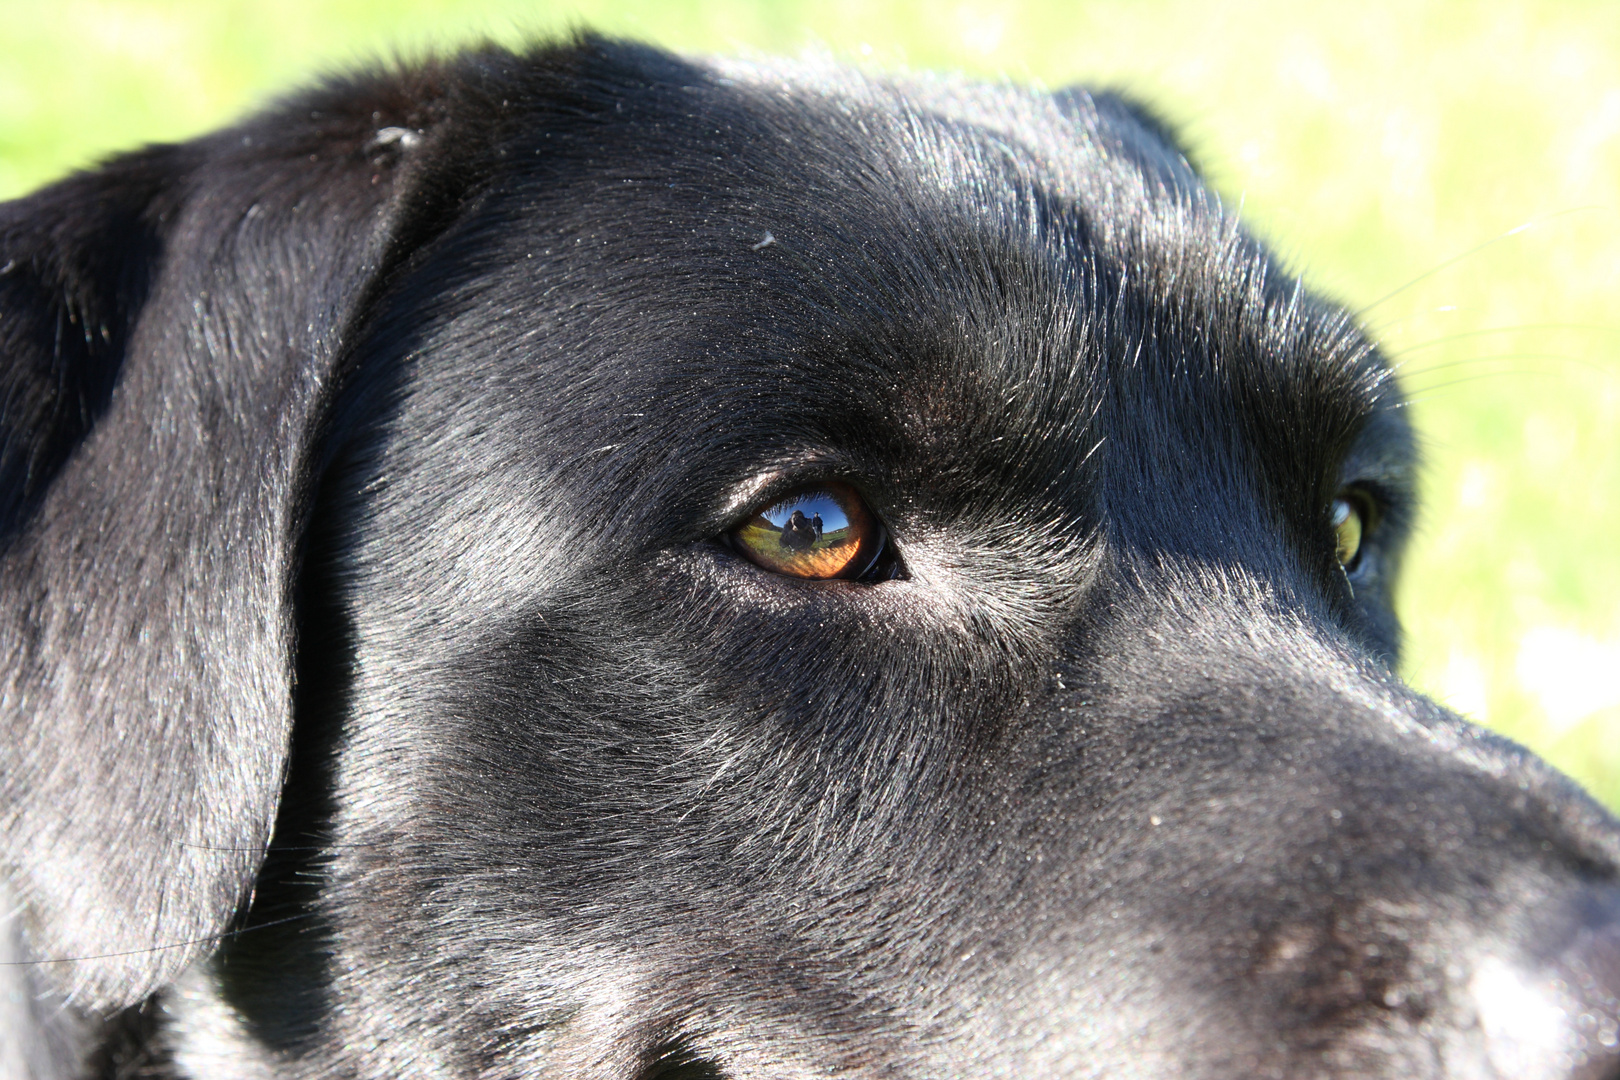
xmin=719 ymin=461 xmax=874 ymax=526
xmin=719 ymin=471 xmax=789 ymax=525
xmin=730 ymin=479 xmax=881 ymax=529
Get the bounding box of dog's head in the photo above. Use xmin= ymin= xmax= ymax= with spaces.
xmin=3 ymin=39 xmax=1618 ymax=1080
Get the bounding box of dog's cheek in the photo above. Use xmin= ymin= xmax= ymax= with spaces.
xmin=326 ymin=548 xmax=1046 ymax=903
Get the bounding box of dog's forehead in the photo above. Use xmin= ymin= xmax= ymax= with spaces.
xmin=703 ymin=55 xmax=1203 ymax=229
xmin=539 ymin=65 xmax=1361 ymax=364
xmin=386 ymin=55 xmax=1395 ymax=538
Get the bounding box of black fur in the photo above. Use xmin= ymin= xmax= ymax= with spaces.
xmin=3 ymin=38 xmax=1619 ymax=1080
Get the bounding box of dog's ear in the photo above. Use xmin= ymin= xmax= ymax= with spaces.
xmin=0 ymin=59 xmax=493 ymax=1009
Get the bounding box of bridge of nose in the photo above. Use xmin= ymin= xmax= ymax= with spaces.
xmin=925 ymin=578 xmax=1620 ymax=1078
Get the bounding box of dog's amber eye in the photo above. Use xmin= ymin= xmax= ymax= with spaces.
xmin=1330 ymin=495 xmax=1365 ymax=571
xmin=730 ymin=482 xmax=887 ymax=580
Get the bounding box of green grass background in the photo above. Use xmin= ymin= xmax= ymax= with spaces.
xmin=4 ymin=1 xmax=1618 ymax=807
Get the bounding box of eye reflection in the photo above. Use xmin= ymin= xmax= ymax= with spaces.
xmin=1331 ymin=494 xmax=1366 ymax=572
xmin=731 ymin=483 xmax=884 ymax=580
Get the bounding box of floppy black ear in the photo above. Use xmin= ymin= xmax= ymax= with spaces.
xmin=0 ymin=59 xmax=489 ymax=1009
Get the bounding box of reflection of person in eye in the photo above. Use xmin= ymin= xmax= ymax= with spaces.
xmin=781 ymin=509 xmax=817 ymax=551
xmin=812 ymin=513 xmax=823 ymax=540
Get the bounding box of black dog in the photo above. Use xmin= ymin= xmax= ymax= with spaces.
xmin=3 ymin=38 xmax=1619 ymax=1080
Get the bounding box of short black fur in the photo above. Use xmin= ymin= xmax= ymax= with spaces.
xmin=3 ymin=35 xmax=1619 ymax=1080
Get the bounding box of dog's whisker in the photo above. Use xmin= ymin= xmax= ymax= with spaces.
xmin=1357 ymin=207 xmax=1602 ymax=318
xmin=1387 ymin=323 xmax=1620 ymax=356
xmin=1394 ymin=351 xmax=1613 ymax=381
xmin=1397 ymin=369 xmax=1574 ymax=404
xmin=1 ymin=913 xmax=322 ymax=968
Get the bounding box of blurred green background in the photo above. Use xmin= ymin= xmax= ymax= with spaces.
xmin=3 ymin=1 xmax=1617 ymax=807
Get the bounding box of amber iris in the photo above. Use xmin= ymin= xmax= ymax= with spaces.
xmin=732 ymin=483 xmax=884 ymax=580
xmin=1330 ymin=495 xmax=1364 ymax=571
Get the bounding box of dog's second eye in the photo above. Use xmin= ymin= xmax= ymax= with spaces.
xmin=729 ymin=482 xmax=890 ymax=580
xmin=1331 ymin=494 xmax=1365 ymax=572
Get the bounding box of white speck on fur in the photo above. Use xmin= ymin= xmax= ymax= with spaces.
xmin=368 ymin=127 xmax=421 ymax=152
